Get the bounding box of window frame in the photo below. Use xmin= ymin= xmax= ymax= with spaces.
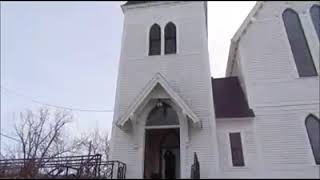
xmin=164 ymin=22 xmax=177 ymax=55
xmin=310 ymin=4 xmax=320 ymax=40
xmin=305 ymin=114 xmax=320 ymax=165
xmin=229 ymin=132 xmax=246 ymax=167
xmin=282 ymin=8 xmax=318 ymax=77
xmin=149 ymin=23 xmax=161 ymax=56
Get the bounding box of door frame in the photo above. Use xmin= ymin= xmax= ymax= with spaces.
xmin=143 ymin=127 xmax=180 ymax=179
xmin=139 ymin=99 xmax=189 ymax=179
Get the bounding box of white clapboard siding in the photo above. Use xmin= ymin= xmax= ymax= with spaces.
xmin=228 ymin=1 xmax=320 ymax=178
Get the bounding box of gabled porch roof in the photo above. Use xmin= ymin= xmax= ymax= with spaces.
xmin=116 ymin=73 xmax=201 ymax=128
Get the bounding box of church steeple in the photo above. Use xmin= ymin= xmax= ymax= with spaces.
xmin=110 ymin=1 xmax=218 ymax=178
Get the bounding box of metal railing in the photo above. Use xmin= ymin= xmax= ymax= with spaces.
xmin=190 ymin=152 xmax=200 ymax=179
xmin=0 ymin=154 xmax=126 ymax=179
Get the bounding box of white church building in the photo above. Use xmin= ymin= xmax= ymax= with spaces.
xmin=109 ymin=1 xmax=320 ymax=179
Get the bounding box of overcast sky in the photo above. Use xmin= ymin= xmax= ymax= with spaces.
xmin=0 ymin=1 xmax=256 ymax=151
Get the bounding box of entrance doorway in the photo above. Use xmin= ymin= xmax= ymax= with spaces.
xmin=143 ymin=101 xmax=181 ymax=179
xmin=144 ymin=128 xmax=180 ymax=179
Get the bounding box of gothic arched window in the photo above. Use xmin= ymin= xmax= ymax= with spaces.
xmin=282 ymin=9 xmax=318 ymax=77
xmin=149 ymin=24 xmax=161 ymax=56
xmin=310 ymin=5 xmax=320 ymax=40
xmin=305 ymin=114 xmax=320 ymax=165
xmin=146 ymin=102 xmax=179 ymax=126
xmin=165 ymin=22 xmax=177 ymax=54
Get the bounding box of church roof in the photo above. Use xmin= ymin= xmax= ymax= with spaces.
xmin=123 ymin=1 xmax=152 ymax=6
xmin=226 ymin=2 xmax=264 ymax=76
xmin=211 ymin=77 xmax=255 ymax=118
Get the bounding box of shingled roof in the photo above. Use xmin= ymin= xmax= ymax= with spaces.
xmin=211 ymin=77 xmax=255 ymax=118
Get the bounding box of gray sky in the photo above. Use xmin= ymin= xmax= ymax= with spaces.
xmin=0 ymin=1 xmax=256 ymax=150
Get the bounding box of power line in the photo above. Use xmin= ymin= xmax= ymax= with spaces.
xmin=0 ymin=85 xmax=114 ymax=113
xmin=0 ymin=133 xmax=19 ymax=142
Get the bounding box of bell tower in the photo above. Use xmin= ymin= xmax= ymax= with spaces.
xmin=110 ymin=1 xmax=219 ymax=178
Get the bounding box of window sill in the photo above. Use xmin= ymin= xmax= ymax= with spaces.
xmin=164 ymin=53 xmax=178 ymax=56
xmin=230 ymin=166 xmax=247 ymax=168
xmin=145 ymin=53 xmax=179 ymax=59
xmin=296 ymin=75 xmax=319 ymax=79
xmin=226 ymin=166 xmax=250 ymax=171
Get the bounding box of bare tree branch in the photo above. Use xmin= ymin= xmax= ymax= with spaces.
xmin=77 ymin=128 xmax=110 ymax=161
xmin=9 ymin=107 xmax=77 ymax=177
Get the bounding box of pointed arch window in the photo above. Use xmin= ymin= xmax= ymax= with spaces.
xmin=282 ymin=8 xmax=318 ymax=77
xmin=165 ymin=22 xmax=177 ymax=54
xmin=305 ymin=114 xmax=320 ymax=165
xmin=149 ymin=24 xmax=161 ymax=56
xmin=146 ymin=102 xmax=179 ymax=126
xmin=310 ymin=5 xmax=320 ymax=40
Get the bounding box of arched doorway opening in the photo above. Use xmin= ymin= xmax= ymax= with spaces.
xmin=143 ymin=101 xmax=181 ymax=179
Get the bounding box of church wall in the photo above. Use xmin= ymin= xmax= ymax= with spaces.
xmin=216 ymin=118 xmax=261 ymax=178
xmin=238 ymin=1 xmax=319 ymax=107
xmin=230 ymin=50 xmax=248 ymax=101
xmin=234 ymin=1 xmax=320 ymax=178
xmin=110 ymin=2 xmax=219 ymax=178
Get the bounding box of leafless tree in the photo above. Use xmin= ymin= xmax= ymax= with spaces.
xmin=78 ymin=128 xmax=110 ymax=161
xmin=0 ymin=107 xmax=112 ymax=178
xmin=12 ymin=107 xmax=83 ymax=178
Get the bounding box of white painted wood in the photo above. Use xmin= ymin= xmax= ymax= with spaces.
xmin=110 ymin=1 xmax=219 ymax=178
xmin=110 ymin=1 xmax=320 ymax=178
xmin=225 ymin=1 xmax=320 ymax=178
xmin=116 ymin=73 xmax=202 ymax=127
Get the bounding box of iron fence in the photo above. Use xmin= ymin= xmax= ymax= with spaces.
xmin=0 ymin=154 xmax=126 ymax=179
xmin=190 ymin=152 xmax=200 ymax=179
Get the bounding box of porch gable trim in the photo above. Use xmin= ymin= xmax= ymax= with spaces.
xmin=116 ymin=73 xmax=201 ymax=128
